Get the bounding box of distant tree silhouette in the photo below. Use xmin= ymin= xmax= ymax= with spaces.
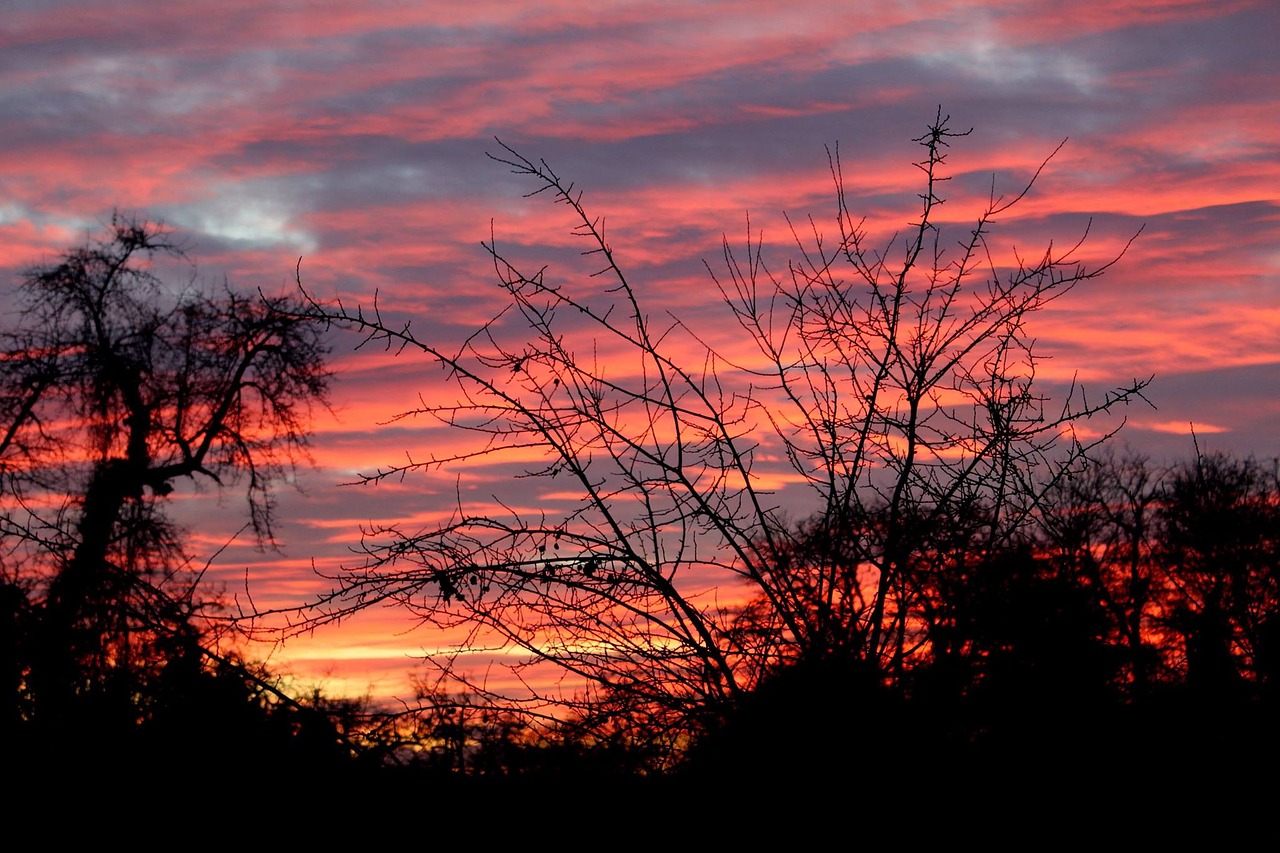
xmin=1156 ymin=452 xmax=1279 ymax=695
xmin=1039 ymin=448 xmax=1168 ymax=695
xmin=0 ymin=213 xmax=339 ymax=768
xmin=375 ymin=682 xmax=657 ymax=781
xmin=1042 ymin=449 xmax=1280 ymax=696
xmin=1033 ymin=447 xmax=1280 ymax=784
xmin=289 ymin=109 xmax=1152 ymax=768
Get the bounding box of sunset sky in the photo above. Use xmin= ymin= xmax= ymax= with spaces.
xmin=2 ymin=0 xmax=1277 ymax=705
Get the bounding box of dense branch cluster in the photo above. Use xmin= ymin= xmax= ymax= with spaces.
xmin=293 ymin=112 xmax=1164 ymax=761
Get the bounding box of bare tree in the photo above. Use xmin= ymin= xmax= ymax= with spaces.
xmin=294 ymin=110 xmax=1151 ymax=763
xmin=1038 ymin=447 xmax=1168 ymax=694
xmin=1156 ymin=450 xmax=1280 ymax=694
xmin=0 ymin=213 xmax=332 ymax=730
xmin=1040 ymin=447 xmax=1280 ymax=697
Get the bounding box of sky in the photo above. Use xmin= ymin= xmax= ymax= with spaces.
xmin=2 ymin=0 xmax=1277 ymax=705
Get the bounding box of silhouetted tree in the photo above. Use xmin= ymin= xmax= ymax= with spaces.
xmin=293 ymin=111 xmax=1151 ymax=766
xmin=1157 ymin=451 xmax=1279 ymax=695
xmin=0 ymin=213 xmax=334 ymax=762
xmin=1030 ymin=447 xmax=1280 ymax=784
xmin=1040 ymin=449 xmax=1280 ymax=697
xmin=1039 ymin=448 xmax=1168 ymax=695
xmin=943 ymin=547 xmax=1123 ymax=753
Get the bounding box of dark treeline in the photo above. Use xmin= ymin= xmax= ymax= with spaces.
xmin=686 ymin=448 xmax=1280 ymax=785
xmin=7 ymin=444 xmax=1274 ymax=794
xmin=341 ymin=448 xmax=1280 ymax=788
